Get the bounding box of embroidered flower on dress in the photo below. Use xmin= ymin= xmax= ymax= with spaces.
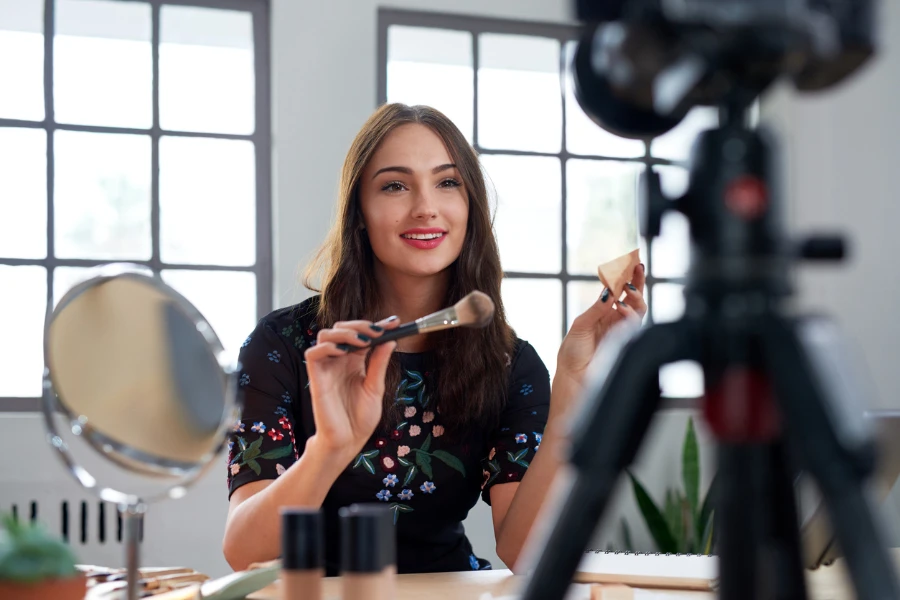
xmin=228 ymin=441 xmax=234 ymax=453
xmin=268 ymin=429 xmax=283 ymax=441
xmin=515 ymin=433 xmax=527 ymax=444
xmin=488 ymin=447 xmax=496 ymax=460
xmin=409 ymin=425 xmax=422 ymax=437
xmin=251 ymin=422 xmax=266 ymax=433
xmin=469 ymin=554 xmax=480 ymax=570
xmin=534 ymin=433 xmax=542 ymax=443
xmin=397 ymin=445 xmax=410 ymax=457
xmin=432 ymin=425 xmax=444 ymax=438
xmin=520 ymin=384 xmax=534 ymax=396
xmin=281 ymin=391 xmax=292 ymax=404
xmin=241 ymin=335 xmax=252 ymax=348
xmin=383 ymin=474 xmax=398 ymax=487
xmin=267 ymin=350 xmax=281 ymax=363
xmin=422 ymin=411 xmax=435 ymax=423
xmin=276 ymin=464 xmax=286 ymax=476
xmin=390 ymin=429 xmax=402 ymax=441
xmin=376 ymin=490 xmax=392 ymax=501
xmin=232 ymin=421 xmax=244 ymax=433
xmin=375 ymin=438 xmax=387 ymax=449
xmin=274 ymin=406 xmax=288 ymax=417
xmin=399 ymin=489 xmax=414 ymax=501
xmin=381 ymin=456 xmax=397 ymax=473
xmin=278 ymin=417 xmax=291 ymax=430
xmin=240 ymin=374 xmax=250 ymax=386
xmin=404 ymin=406 xmax=416 ymax=418
xmin=230 ymin=463 xmax=240 ymax=475
xmin=420 ymin=481 xmax=436 ymax=494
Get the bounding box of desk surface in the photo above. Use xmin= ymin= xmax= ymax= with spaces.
xmin=247 ymin=554 xmax=871 ymax=600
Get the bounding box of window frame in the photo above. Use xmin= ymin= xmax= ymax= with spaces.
xmin=0 ymin=0 xmax=273 ymax=411
xmin=378 ymin=8 xmax=700 ymax=408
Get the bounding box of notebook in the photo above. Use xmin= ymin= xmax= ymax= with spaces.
xmin=575 ymin=551 xmax=717 ymax=591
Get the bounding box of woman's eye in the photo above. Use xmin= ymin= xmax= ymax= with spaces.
xmin=438 ymin=178 xmax=461 ymax=188
xmin=382 ymin=181 xmax=406 ymax=192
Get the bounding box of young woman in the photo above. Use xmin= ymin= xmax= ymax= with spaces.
xmin=222 ymin=103 xmax=646 ymax=575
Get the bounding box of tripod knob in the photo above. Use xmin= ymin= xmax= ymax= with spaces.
xmin=797 ymin=236 xmax=846 ymax=261
xmin=639 ymin=166 xmax=668 ymax=239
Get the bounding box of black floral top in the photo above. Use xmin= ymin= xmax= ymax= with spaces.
xmin=226 ymin=297 xmax=550 ymax=575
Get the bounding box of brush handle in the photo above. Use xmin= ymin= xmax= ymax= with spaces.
xmin=371 ymin=322 xmax=420 ymax=345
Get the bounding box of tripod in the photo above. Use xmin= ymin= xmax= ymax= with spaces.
xmin=520 ymin=94 xmax=900 ymax=600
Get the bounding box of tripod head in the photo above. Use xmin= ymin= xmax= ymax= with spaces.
xmin=572 ymin=0 xmax=878 ymax=138
xmin=572 ymin=0 xmax=878 ymax=301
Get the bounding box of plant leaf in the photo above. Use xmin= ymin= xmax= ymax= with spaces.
xmin=238 ymin=437 xmax=248 ymax=451
xmin=259 ymin=444 xmax=293 ymax=460
xmin=247 ymin=459 xmax=261 ymax=476
xmin=682 ymin=417 xmax=700 ymax=527
xmin=243 ymin=445 xmax=261 ymax=461
xmin=408 ymin=371 xmax=423 ymax=389
xmin=396 ymin=421 xmax=409 ymax=430
xmin=362 ymin=449 xmax=380 ymax=459
xmin=679 ymin=493 xmax=692 ymax=553
xmin=397 ymin=457 xmax=411 ymax=467
xmin=621 ymin=519 xmax=634 ymax=552
xmin=417 ymin=386 xmax=425 ymax=406
xmin=628 ymin=472 xmax=677 ymax=554
xmin=415 ymin=451 xmax=433 ymax=479
xmin=697 ymin=473 xmax=718 ymax=545
xmin=397 ymin=396 xmax=415 ymax=405
xmin=361 ymin=456 xmax=375 ymax=475
xmin=432 ymin=450 xmax=466 ymax=477
xmin=420 ymin=434 xmax=432 ymax=453
xmin=396 ymin=504 xmax=413 ymax=513
xmin=702 ymin=510 xmax=715 ymax=555
xmin=403 ymin=465 xmax=418 ymax=487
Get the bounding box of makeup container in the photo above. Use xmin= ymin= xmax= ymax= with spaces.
xmin=280 ymin=508 xmax=324 ymax=600
xmin=339 ymin=504 xmax=396 ymax=600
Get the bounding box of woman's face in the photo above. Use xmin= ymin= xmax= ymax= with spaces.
xmin=359 ymin=123 xmax=469 ymax=280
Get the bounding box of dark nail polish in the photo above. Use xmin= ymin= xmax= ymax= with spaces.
xmin=600 ymin=288 xmax=610 ymax=303
xmin=357 ymin=333 xmax=372 ymax=343
xmin=627 ymin=283 xmax=637 ymax=291
xmin=370 ymin=324 xmax=384 ymax=332
xmin=640 ymin=263 xmax=645 ymax=272
xmin=336 ymin=343 xmax=352 ymax=352
xmin=619 ymin=300 xmax=627 ymax=307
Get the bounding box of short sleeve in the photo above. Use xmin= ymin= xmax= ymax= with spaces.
xmin=481 ymin=341 xmax=551 ymax=505
xmin=226 ymin=317 xmax=302 ymax=498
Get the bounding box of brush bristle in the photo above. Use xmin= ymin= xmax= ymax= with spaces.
xmin=454 ymin=291 xmax=495 ymax=328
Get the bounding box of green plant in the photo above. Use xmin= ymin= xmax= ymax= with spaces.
xmin=626 ymin=417 xmax=717 ymax=555
xmin=0 ymin=514 xmax=79 ymax=584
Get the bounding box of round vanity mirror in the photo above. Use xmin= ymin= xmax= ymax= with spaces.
xmin=41 ymin=263 xmax=240 ymax=600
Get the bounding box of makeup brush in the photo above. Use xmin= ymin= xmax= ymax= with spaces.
xmin=370 ymin=291 xmax=495 ymax=346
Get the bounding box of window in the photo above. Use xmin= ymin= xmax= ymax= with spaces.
xmin=379 ymin=9 xmax=715 ymax=398
xmin=0 ymin=0 xmax=272 ymax=410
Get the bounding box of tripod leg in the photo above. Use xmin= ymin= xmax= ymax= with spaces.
xmin=520 ymin=320 xmax=697 ymax=600
xmin=761 ymin=315 xmax=900 ymax=600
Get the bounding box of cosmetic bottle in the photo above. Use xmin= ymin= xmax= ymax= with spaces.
xmin=280 ymin=508 xmax=324 ymax=600
xmin=339 ymin=504 xmax=396 ymax=600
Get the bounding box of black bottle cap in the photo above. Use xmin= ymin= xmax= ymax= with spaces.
xmin=339 ymin=504 xmax=396 ymax=573
xmin=281 ymin=508 xmax=324 ymax=570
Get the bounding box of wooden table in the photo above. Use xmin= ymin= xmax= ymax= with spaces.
xmin=247 ymin=554 xmax=868 ymax=600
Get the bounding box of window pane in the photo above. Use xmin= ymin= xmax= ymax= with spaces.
xmin=660 ymin=361 xmax=703 ymax=398
xmin=0 ymin=0 xmax=44 ymax=120
xmin=478 ymin=34 xmax=561 ymax=153
xmin=656 ymin=164 xmax=690 ymax=198
xmin=387 ymin=26 xmax=473 ymax=142
xmin=481 ymin=155 xmax=560 ymax=273
xmin=54 ymin=131 xmax=151 ymax=260
xmin=160 ymin=137 xmax=256 ymax=266
xmin=564 ymin=42 xmax=644 ymax=158
xmin=651 ymin=107 xmax=719 ymax=162
xmin=160 ymin=270 xmax=256 ymax=364
xmin=52 ymin=265 xmax=153 ymax=308
xmin=502 ymin=278 xmax=562 ymax=378
xmin=650 ymin=210 xmax=690 ymax=278
xmin=567 ymin=159 xmax=641 ymax=275
xmin=0 ymin=128 xmax=46 ymax=258
xmin=160 ymin=6 xmax=254 ymax=135
xmin=55 ymin=0 xmax=151 ymax=128
xmin=0 ymin=266 xmax=46 ymax=396
xmin=651 ymin=283 xmax=684 ymax=324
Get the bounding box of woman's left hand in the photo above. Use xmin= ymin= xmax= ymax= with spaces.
xmin=554 ymin=263 xmax=647 ymax=403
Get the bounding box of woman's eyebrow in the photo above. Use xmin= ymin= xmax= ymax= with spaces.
xmin=371 ymin=163 xmax=457 ymax=179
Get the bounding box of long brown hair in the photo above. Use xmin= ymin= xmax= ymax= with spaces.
xmin=303 ymin=103 xmax=515 ymax=435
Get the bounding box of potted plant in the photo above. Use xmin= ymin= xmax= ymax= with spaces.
xmin=618 ymin=417 xmax=718 ymax=554
xmin=0 ymin=513 xmax=86 ymax=600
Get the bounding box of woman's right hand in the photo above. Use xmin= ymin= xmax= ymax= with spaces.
xmin=303 ymin=316 xmax=400 ymax=464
